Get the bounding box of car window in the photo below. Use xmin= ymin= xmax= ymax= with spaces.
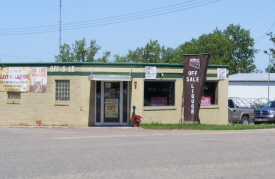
xmin=264 ymin=102 xmax=272 ymax=107
xmin=228 ymin=100 xmax=234 ymax=108
xmin=271 ymin=102 xmax=275 ymax=107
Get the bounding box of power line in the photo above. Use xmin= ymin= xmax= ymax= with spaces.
xmin=0 ymin=0 xmax=221 ymax=35
xmin=0 ymin=54 xmax=55 ymax=61
xmin=255 ymin=21 xmax=275 ymax=44
xmin=0 ymin=0 xmax=196 ymax=31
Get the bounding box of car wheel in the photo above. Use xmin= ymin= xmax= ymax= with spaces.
xmin=241 ymin=116 xmax=249 ymax=124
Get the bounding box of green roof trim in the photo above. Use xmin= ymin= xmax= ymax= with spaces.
xmin=48 ymin=71 xmax=183 ymax=78
xmin=48 ymin=71 xmax=229 ymax=78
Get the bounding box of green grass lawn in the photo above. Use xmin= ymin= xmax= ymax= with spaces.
xmin=140 ymin=123 xmax=275 ymax=130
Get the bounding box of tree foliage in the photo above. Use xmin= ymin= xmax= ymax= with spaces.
xmin=55 ymin=24 xmax=258 ymax=75
xmin=223 ymin=24 xmax=257 ymax=74
xmin=114 ymin=40 xmax=176 ymax=63
xmin=175 ymin=29 xmax=232 ymax=66
xmin=174 ymin=24 xmax=258 ymax=74
xmin=55 ymin=38 xmax=109 ymax=62
xmin=265 ymin=32 xmax=275 ymax=73
xmin=122 ymin=40 xmax=163 ymax=63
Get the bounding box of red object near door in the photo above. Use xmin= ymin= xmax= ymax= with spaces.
xmin=132 ymin=121 xmax=140 ymax=127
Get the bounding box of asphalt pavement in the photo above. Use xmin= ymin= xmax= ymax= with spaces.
xmin=1 ymin=126 xmax=275 ymax=179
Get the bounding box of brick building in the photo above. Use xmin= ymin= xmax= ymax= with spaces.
xmin=0 ymin=62 xmax=228 ymax=126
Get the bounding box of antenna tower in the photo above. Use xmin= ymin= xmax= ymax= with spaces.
xmin=59 ymin=0 xmax=62 ymax=54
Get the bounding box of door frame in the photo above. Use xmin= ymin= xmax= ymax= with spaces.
xmin=95 ymin=81 xmax=129 ymax=126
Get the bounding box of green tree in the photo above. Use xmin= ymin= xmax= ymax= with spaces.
xmin=113 ymin=54 xmax=127 ymax=62
xmin=268 ymin=32 xmax=275 ymax=53
xmin=55 ymin=44 xmax=74 ymax=62
xmin=160 ymin=47 xmax=176 ymax=63
xmin=97 ymin=51 xmax=111 ymax=62
xmin=175 ymin=24 xmax=258 ymax=74
xmin=223 ymin=24 xmax=258 ymax=74
xmin=265 ymin=32 xmax=275 ymax=72
xmin=175 ymin=29 xmax=233 ymax=70
xmin=123 ymin=40 xmax=163 ymax=63
xmin=55 ymin=38 xmax=107 ymax=62
xmin=87 ymin=40 xmax=101 ymax=62
xmin=73 ymin=38 xmax=86 ymax=62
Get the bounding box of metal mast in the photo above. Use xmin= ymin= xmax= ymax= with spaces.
xmin=59 ymin=0 xmax=62 ymax=55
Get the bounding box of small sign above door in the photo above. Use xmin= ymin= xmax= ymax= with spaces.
xmin=145 ymin=66 xmax=156 ymax=79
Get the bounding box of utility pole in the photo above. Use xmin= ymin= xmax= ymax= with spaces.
xmin=59 ymin=0 xmax=62 ymax=55
xmin=264 ymin=50 xmax=275 ymax=101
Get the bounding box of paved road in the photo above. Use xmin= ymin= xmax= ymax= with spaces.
xmin=1 ymin=127 xmax=275 ymax=179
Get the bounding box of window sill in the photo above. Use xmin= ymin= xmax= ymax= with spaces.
xmin=200 ymin=105 xmax=219 ymax=109
xmin=143 ymin=106 xmax=177 ymax=111
xmin=6 ymin=99 xmax=20 ymax=104
xmin=54 ymin=101 xmax=70 ymax=106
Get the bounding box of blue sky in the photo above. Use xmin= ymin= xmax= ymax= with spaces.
xmin=1 ymin=0 xmax=274 ymax=72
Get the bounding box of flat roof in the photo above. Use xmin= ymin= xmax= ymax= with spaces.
xmin=229 ymin=73 xmax=275 ymax=82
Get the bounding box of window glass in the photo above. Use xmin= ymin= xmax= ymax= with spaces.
xmin=144 ymin=81 xmax=175 ymax=106
xmin=55 ymin=80 xmax=70 ymax=101
xmin=202 ymin=82 xmax=218 ymax=105
xmin=228 ymin=100 xmax=234 ymax=108
xmin=7 ymin=92 xmax=20 ymax=99
xmin=264 ymin=102 xmax=271 ymax=107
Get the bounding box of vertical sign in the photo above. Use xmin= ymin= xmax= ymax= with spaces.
xmin=217 ymin=68 xmax=227 ymax=80
xmin=183 ymin=54 xmax=210 ymax=123
xmin=30 ymin=67 xmax=47 ymax=92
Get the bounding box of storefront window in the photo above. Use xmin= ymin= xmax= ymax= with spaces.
xmin=144 ymin=81 xmax=175 ymax=106
xmin=202 ymin=82 xmax=218 ymax=105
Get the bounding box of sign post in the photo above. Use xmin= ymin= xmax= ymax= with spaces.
xmin=183 ymin=54 xmax=210 ymax=123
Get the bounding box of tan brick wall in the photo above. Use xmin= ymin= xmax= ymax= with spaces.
xmin=0 ymin=76 xmax=90 ymax=126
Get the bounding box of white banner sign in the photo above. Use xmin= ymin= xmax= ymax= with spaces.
xmin=145 ymin=66 xmax=156 ymax=79
xmin=217 ymin=68 xmax=226 ymax=80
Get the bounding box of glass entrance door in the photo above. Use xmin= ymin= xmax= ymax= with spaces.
xmin=95 ymin=81 xmax=129 ymax=126
xmin=103 ymin=82 xmax=121 ymax=123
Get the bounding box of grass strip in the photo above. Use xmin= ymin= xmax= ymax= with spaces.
xmin=140 ymin=123 xmax=275 ymax=130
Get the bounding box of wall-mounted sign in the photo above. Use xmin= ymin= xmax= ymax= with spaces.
xmin=0 ymin=67 xmax=30 ymax=92
xmin=0 ymin=67 xmax=47 ymax=92
xmin=30 ymin=67 xmax=47 ymax=93
xmin=145 ymin=66 xmax=156 ymax=79
xmin=50 ymin=66 xmax=75 ymax=72
xmin=217 ymin=68 xmax=227 ymax=80
xmin=183 ymin=54 xmax=210 ymax=123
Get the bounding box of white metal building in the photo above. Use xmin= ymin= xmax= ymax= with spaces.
xmin=229 ymin=73 xmax=275 ymax=104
